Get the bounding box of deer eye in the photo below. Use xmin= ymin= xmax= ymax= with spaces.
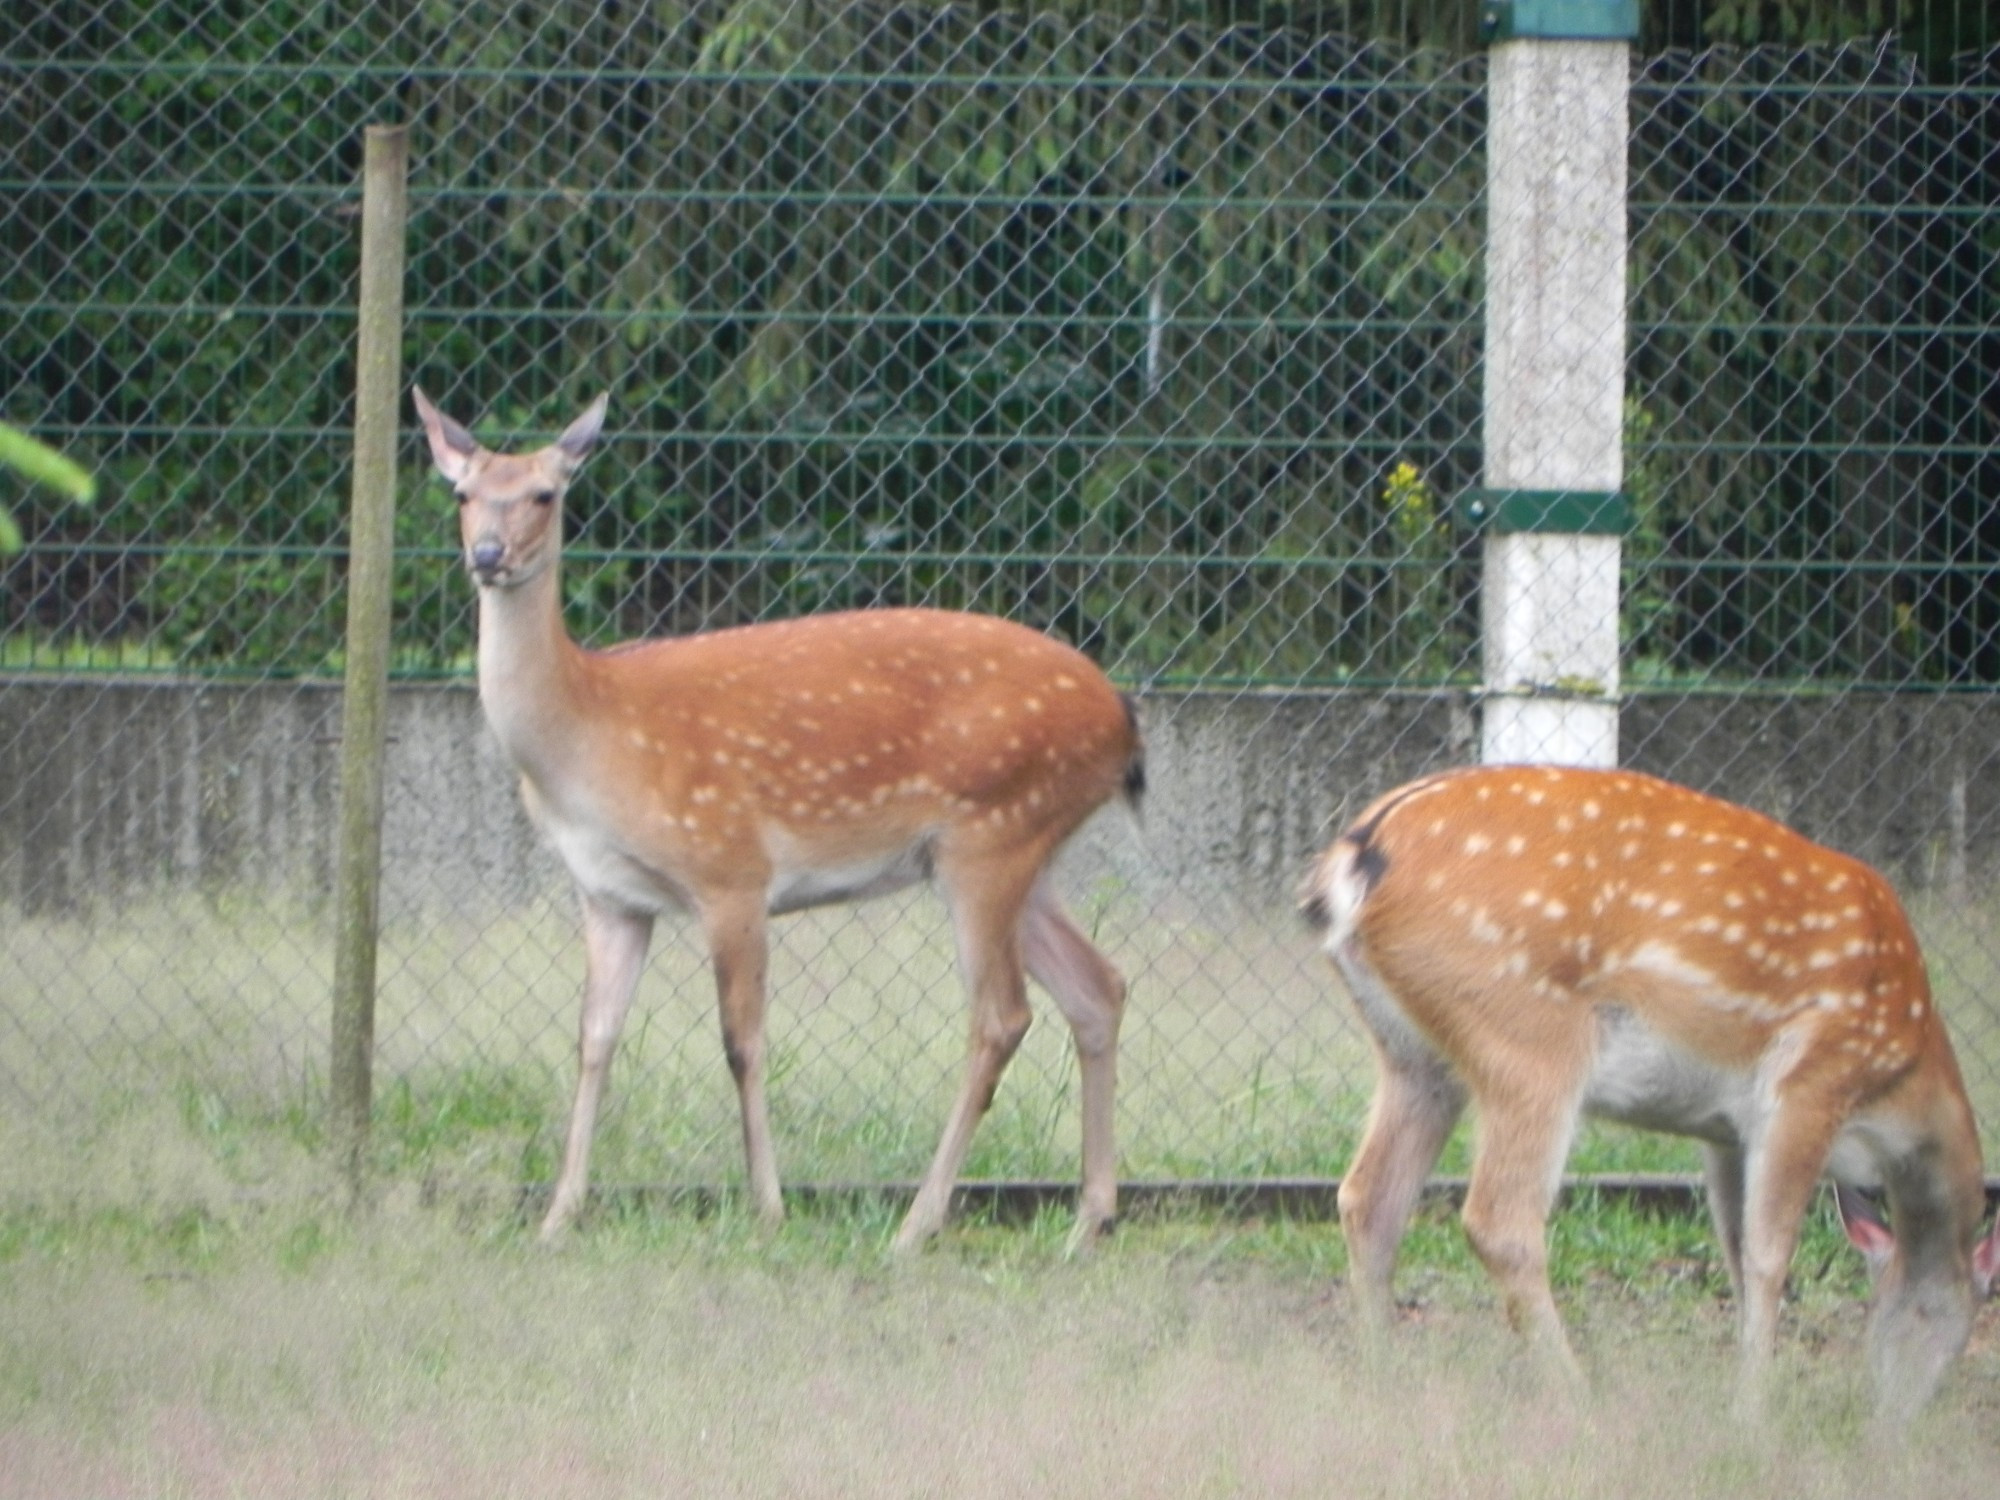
xmin=532 ymin=489 xmax=557 ymax=507
xmin=453 ymin=488 xmax=471 ymax=507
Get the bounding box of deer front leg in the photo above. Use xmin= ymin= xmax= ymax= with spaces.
xmin=543 ymin=894 xmax=654 ymax=1242
xmin=1730 ymin=1101 xmax=1836 ymax=1422
xmin=1702 ymin=1141 xmax=1749 ymax=1310
xmin=702 ymin=887 xmax=782 ymax=1226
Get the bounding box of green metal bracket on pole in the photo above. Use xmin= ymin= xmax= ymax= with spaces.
xmin=1457 ymin=488 xmax=1630 ymax=535
xmin=1479 ymin=0 xmax=1639 ymax=43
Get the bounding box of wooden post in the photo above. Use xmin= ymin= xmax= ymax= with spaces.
xmin=330 ymin=124 xmax=409 ymax=1206
xmin=1475 ymin=3 xmax=1636 ymax=767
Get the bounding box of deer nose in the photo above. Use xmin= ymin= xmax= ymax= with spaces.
xmin=470 ymin=539 xmax=505 ymax=576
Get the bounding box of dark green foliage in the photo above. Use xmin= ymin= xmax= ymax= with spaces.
xmin=5 ymin=0 xmax=2000 ymax=684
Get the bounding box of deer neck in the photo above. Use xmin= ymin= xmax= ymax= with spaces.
xmin=473 ymin=559 xmax=591 ymax=787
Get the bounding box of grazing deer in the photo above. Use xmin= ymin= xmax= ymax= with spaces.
xmin=1301 ymin=764 xmax=1999 ymax=1425
xmin=413 ymin=388 xmax=1143 ymax=1251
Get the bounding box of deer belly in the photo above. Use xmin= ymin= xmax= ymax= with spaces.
xmin=1581 ymin=1006 xmax=1756 ymax=1146
xmin=765 ymin=839 xmax=935 ymax=914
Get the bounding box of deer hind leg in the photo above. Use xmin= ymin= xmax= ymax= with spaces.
xmin=893 ymin=846 xmax=1044 ymax=1253
xmin=543 ymin=894 xmax=655 ymax=1242
xmin=701 ymin=887 xmax=782 ymax=1226
xmin=1339 ymin=1048 xmax=1467 ymax=1345
xmin=1335 ymin=950 xmax=1467 ymax=1342
xmin=1456 ymin=1020 xmax=1593 ymax=1388
xmin=1020 ymin=880 xmax=1127 ymax=1247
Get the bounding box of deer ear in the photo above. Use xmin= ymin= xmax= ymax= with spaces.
xmin=556 ymin=394 xmax=609 ymax=467
xmin=1974 ymin=1215 xmax=2000 ymax=1299
xmin=1836 ymin=1184 xmax=1897 ymax=1279
xmin=412 ymin=386 xmax=479 ymax=485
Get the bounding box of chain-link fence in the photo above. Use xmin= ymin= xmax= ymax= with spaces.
xmin=6 ymin=4 xmax=2000 ymax=1200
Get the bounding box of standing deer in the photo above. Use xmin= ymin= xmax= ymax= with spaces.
xmin=1301 ymin=764 xmax=1999 ymax=1426
xmin=413 ymin=387 xmax=1142 ymax=1251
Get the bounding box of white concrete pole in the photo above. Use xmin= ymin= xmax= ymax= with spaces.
xmin=1476 ymin=11 xmax=1633 ymax=766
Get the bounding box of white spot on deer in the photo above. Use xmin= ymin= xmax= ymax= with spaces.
xmin=1624 ymin=940 xmax=1717 ymax=989
xmin=1911 ymin=1001 xmax=1927 ymax=1019
xmin=1465 ymin=834 xmax=1493 ymax=856
xmin=1505 ymin=834 xmax=1527 ymax=855
xmin=1582 ymin=800 xmax=1602 ymax=819
xmin=1657 ymin=898 xmax=1683 ymax=918
xmin=1542 ymin=899 xmax=1569 ymax=920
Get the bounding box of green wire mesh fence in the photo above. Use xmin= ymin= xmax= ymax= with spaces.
xmin=5 ymin=3 xmax=2000 ymax=1198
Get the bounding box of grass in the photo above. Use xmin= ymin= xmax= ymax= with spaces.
xmin=3 ymin=1180 xmax=1999 ymax=1500
xmin=9 ymin=880 xmax=2000 ymax=1209
xmin=8 ymin=887 xmax=2000 ymax=1494
xmin=0 ymin=882 xmax=1382 ymax=1200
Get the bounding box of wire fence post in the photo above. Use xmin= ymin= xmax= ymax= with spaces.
xmin=330 ymin=123 xmax=410 ymax=1206
xmin=1476 ymin=3 xmax=1637 ymax=767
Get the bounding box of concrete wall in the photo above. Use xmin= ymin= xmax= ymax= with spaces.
xmin=4 ymin=677 xmax=1998 ymax=916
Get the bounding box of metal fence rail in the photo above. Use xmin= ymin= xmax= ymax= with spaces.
xmin=5 ymin=6 xmax=2000 ymax=1198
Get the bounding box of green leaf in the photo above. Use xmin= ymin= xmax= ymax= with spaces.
xmin=0 ymin=425 xmax=96 ymax=504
